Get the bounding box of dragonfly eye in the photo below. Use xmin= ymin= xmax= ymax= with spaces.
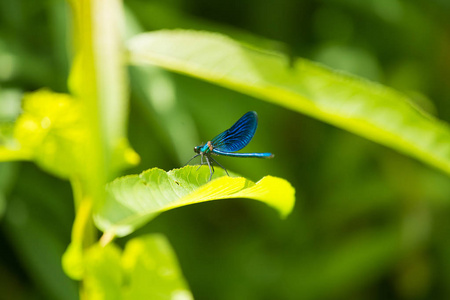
xmin=194 ymin=146 xmax=200 ymax=153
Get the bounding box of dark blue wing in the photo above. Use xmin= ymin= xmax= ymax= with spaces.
xmin=211 ymin=111 xmax=258 ymax=152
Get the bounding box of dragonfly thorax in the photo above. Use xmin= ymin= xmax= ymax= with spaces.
xmin=194 ymin=141 xmax=214 ymax=155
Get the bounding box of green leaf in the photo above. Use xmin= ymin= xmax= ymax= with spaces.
xmin=122 ymin=234 xmax=193 ymax=300
xmin=0 ymin=89 xmax=139 ymax=179
xmin=127 ymin=30 xmax=450 ymax=176
xmin=84 ymin=244 xmax=123 ymax=300
xmin=62 ymin=241 xmax=85 ymax=281
xmin=12 ymin=89 xmax=85 ymax=178
xmin=82 ymin=234 xmax=193 ymax=300
xmin=94 ymin=166 xmax=295 ymax=237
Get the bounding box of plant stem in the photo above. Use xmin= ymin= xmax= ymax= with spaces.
xmin=66 ymin=0 xmax=128 ymax=295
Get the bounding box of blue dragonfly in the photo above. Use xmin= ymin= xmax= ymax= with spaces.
xmin=185 ymin=111 xmax=274 ymax=181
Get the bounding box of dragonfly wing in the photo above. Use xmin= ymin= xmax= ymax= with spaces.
xmin=211 ymin=111 xmax=258 ymax=152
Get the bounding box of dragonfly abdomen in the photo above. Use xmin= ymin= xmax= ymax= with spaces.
xmin=212 ymin=148 xmax=274 ymax=158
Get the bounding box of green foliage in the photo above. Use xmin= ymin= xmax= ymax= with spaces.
xmin=127 ymin=30 xmax=450 ymax=176
xmin=9 ymin=90 xmax=83 ymax=177
xmin=0 ymin=5 xmax=296 ymax=298
xmin=95 ymin=166 xmax=295 ymax=237
xmin=1 ymin=0 xmax=450 ymax=299
xmin=121 ymin=234 xmax=193 ymax=299
xmin=0 ymin=89 xmax=138 ymax=179
xmin=83 ymin=243 xmax=123 ymax=300
xmin=82 ymin=235 xmax=193 ymax=299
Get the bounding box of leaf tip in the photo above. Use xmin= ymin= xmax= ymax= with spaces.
xmin=256 ymin=175 xmax=296 ymax=218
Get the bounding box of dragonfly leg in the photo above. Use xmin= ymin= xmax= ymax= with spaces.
xmin=196 ymin=154 xmax=205 ymax=171
xmin=209 ymin=156 xmax=229 ymax=177
xmin=184 ymin=154 xmax=200 ymax=166
xmin=205 ymin=155 xmax=214 ymax=181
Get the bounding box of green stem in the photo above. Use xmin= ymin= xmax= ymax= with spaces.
xmin=66 ymin=0 xmax=129 ymax=296
xmin=71 ymin=177 xmax=96 ymax=249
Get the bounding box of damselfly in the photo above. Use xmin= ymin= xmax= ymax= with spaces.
xmin=185 ymin=111 xmax=274 ymax=180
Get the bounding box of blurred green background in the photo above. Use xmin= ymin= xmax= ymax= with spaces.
xmin=1 ymin=0 xmax=450 ymax=299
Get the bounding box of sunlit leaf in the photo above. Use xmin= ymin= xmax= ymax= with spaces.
xmin=82 ymin=234 xmax=193 ymax=300
xmin=84 ymin=244 xmax=123 ymax=300
xmin=62 ymin=241 xmax=85 ymax=280
xmin=12 ymin=90 xmax=85 ymax=178
xmin=122 ymin=234 xmax=193 ymax=300
xmin=94 ymin=166 xmax=295 ymax=237
xmin=127 ymin=30 xmax=450 ymax=176
xmin=0 ymin=89 xmax=139 ymax=179
xmin=0 ymin=123 xmax=31 ymax=161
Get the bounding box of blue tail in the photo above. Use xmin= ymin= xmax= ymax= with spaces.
xmin=212 ymin=149 xmax=274 ymax=158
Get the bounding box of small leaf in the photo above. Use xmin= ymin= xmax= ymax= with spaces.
xmin=62 ymin=242 xmax=84 ymax=280
xmin=12 ymin=89 xmax=85 ymax=178
xmin=127 ymin=30 xmax=450 ymax=176
xmin=0 ymin=89 xmax=139 ymax=179
xmin=94 ymin=166 xmax=295 ymax=237
xmin=84 ymin=244 xmax=123 ymax=300
xmin=122 ymin=234 xmax=193 ymax=300
xmin=81 ymin=235 xmax=193 ymax=300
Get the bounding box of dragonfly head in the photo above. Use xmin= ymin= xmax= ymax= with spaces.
xmin=194 ymin=146 xmax=201 ymax=154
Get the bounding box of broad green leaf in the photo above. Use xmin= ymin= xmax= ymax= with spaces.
xmin=122 ymin=234 xmax=193 ymax=300
xmin=94 ymin=166 xmax=295 ymax=237
xmin=83 ymin=234 xmax=193 ymax=300
xmin=127 ymin=30 xmax=450 ymax=176
xmin=125 ymin=1 xmax=289 ymax=54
